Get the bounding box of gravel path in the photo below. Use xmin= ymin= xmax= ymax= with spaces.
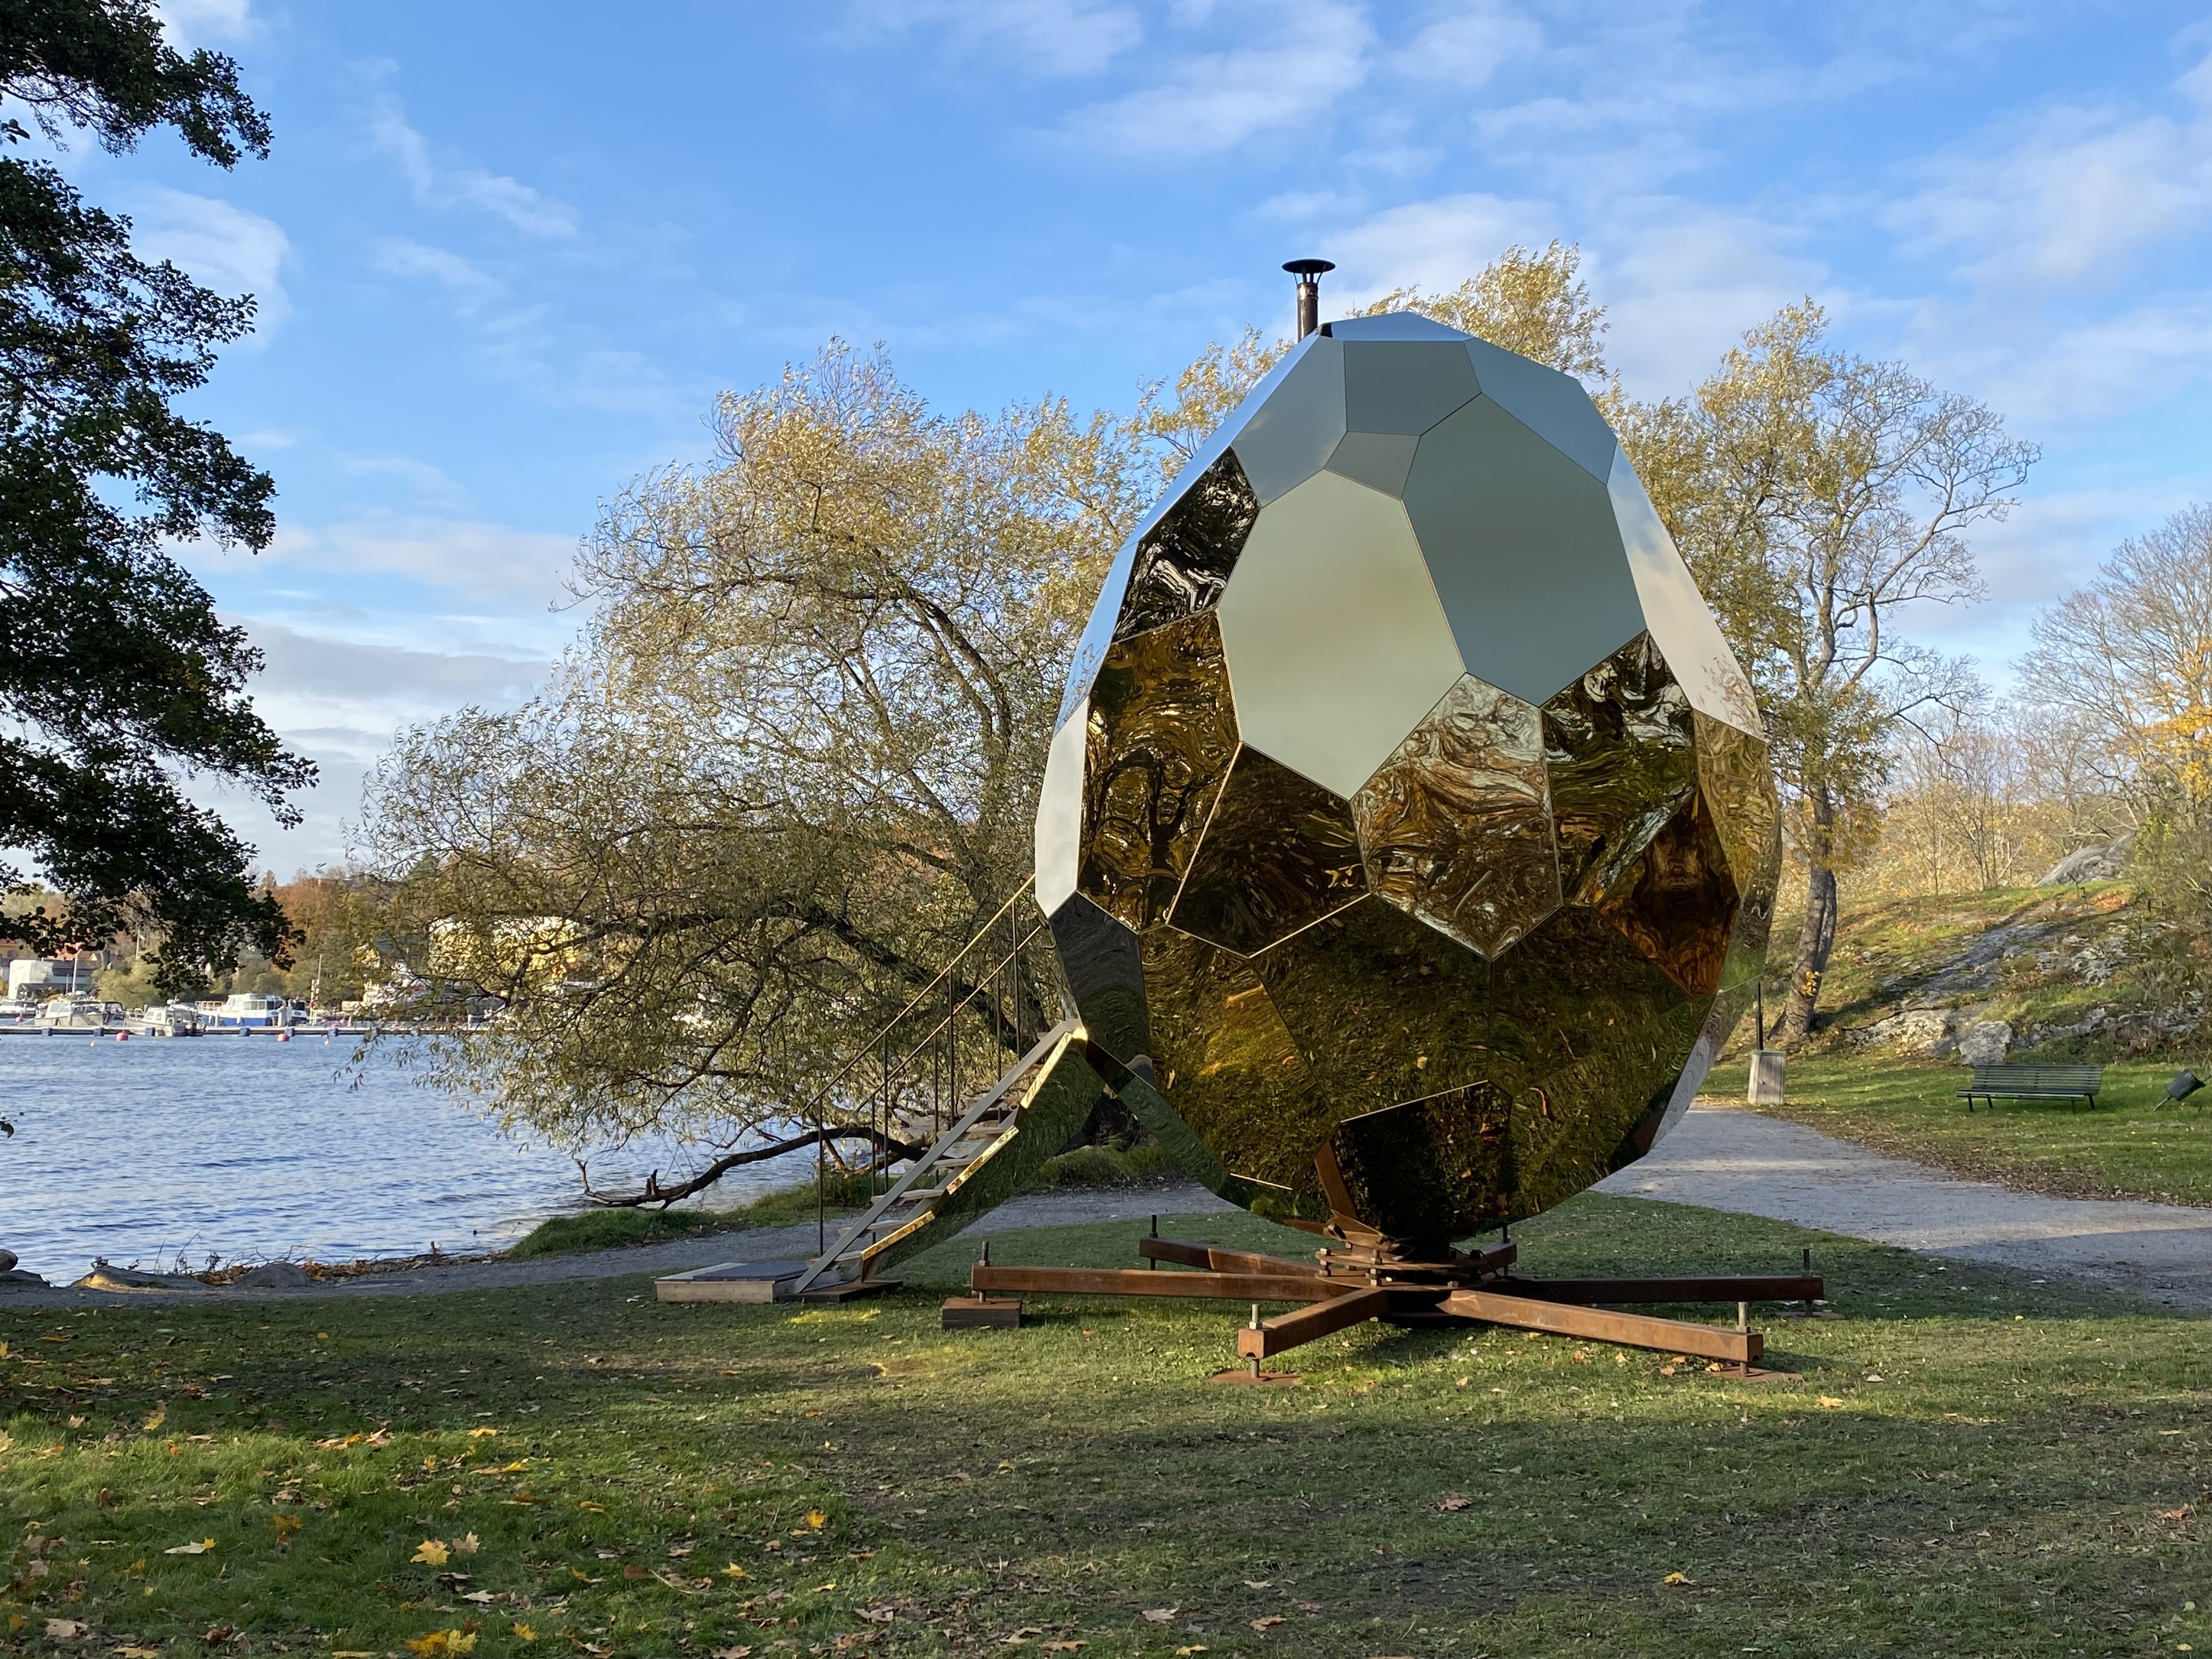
xmin=1597 ymin=1102 xmax=2212 ymax=1310
xmin=8 ymin=1109 xmax=2205 ymax=1311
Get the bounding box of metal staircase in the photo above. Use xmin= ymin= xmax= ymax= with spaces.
xmin=768 ymin=876 xmax=1104 ymax=1298
xmin=785 ymin=1018 xmax=1076 ymax=1295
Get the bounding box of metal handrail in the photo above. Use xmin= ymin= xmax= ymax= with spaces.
xmin=803 ymin=876 xmax=1064 ymax=1250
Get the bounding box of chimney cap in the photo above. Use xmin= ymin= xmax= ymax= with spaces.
xmin=1283 ymin=258 xmax=1336 ymax=276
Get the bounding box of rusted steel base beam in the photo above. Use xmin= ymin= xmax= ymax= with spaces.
xmin=1438 ymin=1289 xmax=1762 ymax=1364
xmin=1497 ymin=1276 xmax=1822 ymax=1306
xmin=970 ymin=1266 xmax=1355 ymax=1301
xmin=1235 ymin=1286 xmax=1395 ymax=1358
xmin=1137 ymin=1236 xmax=1329 ymax=1277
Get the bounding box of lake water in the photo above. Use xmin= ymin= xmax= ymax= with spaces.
xmin=0 ymin=1034 xmax=819 ymax=1280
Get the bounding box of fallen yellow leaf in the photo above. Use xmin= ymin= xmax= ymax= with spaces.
xmin=1141 ymin=1609 xmax=1177 ymax=1623
xmin=1818 ymin=1396 xmax=1846 ymax=1409
xmin=453 ymin=1532 xmax=480 ymax=1556
xmin=403 ymin=1630 xmax=477 ymax=1657
xmin=273 ymin=1513 xmax=302 ymax=1541
xmin=720 ymin=1562 xmax=750 ymax=1579
xmin=413 ymin=1539 xmax=452 ymax=1566
xmin=576 ymin=1500 xmax=606 ymax=1514
xmin=162 ymin=1538 xmax=216 ymax=1555
xmin=44 ymin=1620 xmax=85 ymax=1639
xmin=1250 ymin=1616 xmax=1285 ymax=1630
xmin=1174 ymin=1648 xmax=1207 ymax=1657
xmin=1662 ymin=1571 xmax=1693 ymax=1585
xmin=115 ymin=1648 xmax=164 ymax=1658
xmin=804 ymin=1509 xmax=828 ymax=1529
xmin=143 ymin=1407 xmax=166 ymax=1431
xmin=511 ymin=1624 xmax=537 ymax=1643
xmin=466 ymin=1427 xmax=499 ymax=1438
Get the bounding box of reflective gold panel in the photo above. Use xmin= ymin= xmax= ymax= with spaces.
xmin=1543 ymin=634 xmax=1699 ymax=905
xmin=1111 ymin=449 xmax=1261 ymax=641
xmin=1352 ymin=675 xmax=1560 ymax=957
xmin=1330 ymin=1083 xmax=1512 ymax=1245
xmin=1598 ymin=791 xmax=1740 ymax=997
xmin=1169 ymin=746 xmax=1367 ymax=957
xmin=1077 ymin=612 xmax=1239 ymax=932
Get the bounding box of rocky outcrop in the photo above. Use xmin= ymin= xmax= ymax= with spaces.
xmin=2036 ymin=834 xmax=2132 ymax=886
xmin=1956 ymin=1020 xmax=2013 ymax=1065
xmin=1845 ymin=1007 xmax=1957 ymax=1056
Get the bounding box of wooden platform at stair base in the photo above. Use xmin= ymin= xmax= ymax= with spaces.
xmin=942 ymin=1295 xmax=1023 ymax=1329
xmin=654 ymin=1261 xmax=810 ymax=1303
xmin=654 ymin=1261 xmax=901 ymax=1303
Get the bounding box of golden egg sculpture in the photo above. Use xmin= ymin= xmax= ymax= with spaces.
xmin=1034 ymin=312 xmax=1780 ymax=1250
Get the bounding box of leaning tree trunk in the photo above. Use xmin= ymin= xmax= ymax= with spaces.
xmin=1781 ymin=786 xmax=1840 ymax=1046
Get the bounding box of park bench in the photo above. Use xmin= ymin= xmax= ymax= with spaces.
xmin=1957 ymin=1063 xmax=2104 ymax=1112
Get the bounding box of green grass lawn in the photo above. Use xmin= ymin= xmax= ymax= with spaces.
xmin=1711 ymin=1054 xmax=2212 ymax=1207
xmin=5 ymin=1195 xmax=2207 ymax=1657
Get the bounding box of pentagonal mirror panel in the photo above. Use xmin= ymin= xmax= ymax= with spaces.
xmin=1078 ymin=612 xmax=1239 ymax=932
xmin=1609 ymin=452 xmax=1763 ymax=735
xmin=1058 ymin=536 xmax=1138 ymax=727
xmin=1328 ymin=311 xmax=1472 ymax=342
xmin=1403 ymin=397 xmax=1644 ymax=708
xmin=1463 ymin=336 xmax=1618 ymax=481
xmin=1598 ymin=791 xmax=1740 ymax=997
xmin=1168 ymin=746 xmax=1366 ymax=957
xmin=1113 ymin=449 xmax=1261 ymax=641
xmin=1243 ymin=895 xmax=1493 ymax=1124
xmin=1342 ymin=340 xmax=1481 ymax=437
xmin=1695 ymin=713 xmax=1781 ymax=990
xmin=1229 ymin=335 xmax=1346 ymax=505
xmin=1141 ymin=925 xmax=1321 ymax=1205
xmin=1352 ymin=674 xmax=1560 ymax=958
xmin=1483 ymin=899 xmax=1692 ymax=1097
xmin=1329 ymin=1082 xmax=1513 ymax=1244
xmin=1035 ymin=701 xmax=1088 ymax=915
xmin=1542 ymin=634 xmax=1699 ymax=906
xmin=1046 ymin=891 xmax=1151 ymax=1075
xmin=1325 ymin=430 xmax=1418 ymax=496
xmin=1216 ymin=469 xmax=1465 ymax=798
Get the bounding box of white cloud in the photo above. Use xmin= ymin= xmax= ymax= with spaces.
xmin=130 ymin=188 xmax=290 ymax=332
xmin=1908 ymin=293 xmax=2212 ymax=428
xmin=242 ymin=621 xmax=550 ymax=731
xmin=1598 ymin=204 xmax=1828 ymax=394
xmin=155 ymin=0 xmax=253 ymax=49
xmin=1064 ymin=0 xmax=1372 ymax=161
xmin=1391 ymin=1 xmax=1539 ymax=86
xmin=262 ymin=514 xmax=578 ymax=607
xmin=370 ymin=103 xmax=579 ymax=239
xmin=1888 ymin=82 xmax=2212 ymax=294
xmin=374 ymin=236 xmax=504 ymax=309
xmin=845 ymin=0 xmax=1142 ymax=75
xmin=1319 ymin=191 xmax=1554 ymax=306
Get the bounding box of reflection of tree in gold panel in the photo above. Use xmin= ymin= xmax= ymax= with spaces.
xmin=1169 ymin=748 xmax=1365 ymax=957
xmin=1544 ymin=634 xmax=1699 ymax=905
xmin=1598 ymin=792 xmax=1739 ymax=997
xmin=1079 ymin=613 xmax=1239 ymax=931
xmin=1354 ymin=675 xmax=1559 ymax=957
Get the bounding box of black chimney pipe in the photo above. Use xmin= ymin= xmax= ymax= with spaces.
xmin=1283 ymin=258 xmax=1334 ymax=340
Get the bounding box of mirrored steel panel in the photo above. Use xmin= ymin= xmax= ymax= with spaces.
xmin=1047 ymin=891 xmax=1150 ymax=1075
xmin=1610 ymin=452 xmax=1763 ymax=736
xmin=1597 ymin=791 xmax=1740 ymax=997
xmin=1113 ymin=449 xmax=1261 ymax=641
xmin=1352 ymin=674 xmax=1560 ymax=957
xmin=1695 ymin=713 xmax=1781 ymax=990
xmin=1542 ymin=633 xmax=1699 ymax=906
xmin=1217 ymin=469 xmax=1464 ymax=798
xmin=1034 ymin=702 xmax=1088 ymax=915
xmin=1327 ymin=311 xmax=1474 ymax=342
xmin=1463 ymin=336 xmax=1619 ymax=481
xmin=1342 ymin=340 xmax=1481 ymax=436
xmin=1324 ymin=430 xmax=1419 ymax=496
xmin=1331 ymin=1082 xmax=1511 ymax=1243
xmin=1169 ymin=746 xmax=1367 ymax=957
xmin=1228 ymin=335 xmax=1346 ymax=505
xmin=1077 ymin=612 xmax=1239 ymax=932
xmin=1403 ymin=396 xmax=1644 ymax=708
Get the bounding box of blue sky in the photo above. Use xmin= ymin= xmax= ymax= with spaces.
xmin=75 ymin=0 xmax=2212 ymax=871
